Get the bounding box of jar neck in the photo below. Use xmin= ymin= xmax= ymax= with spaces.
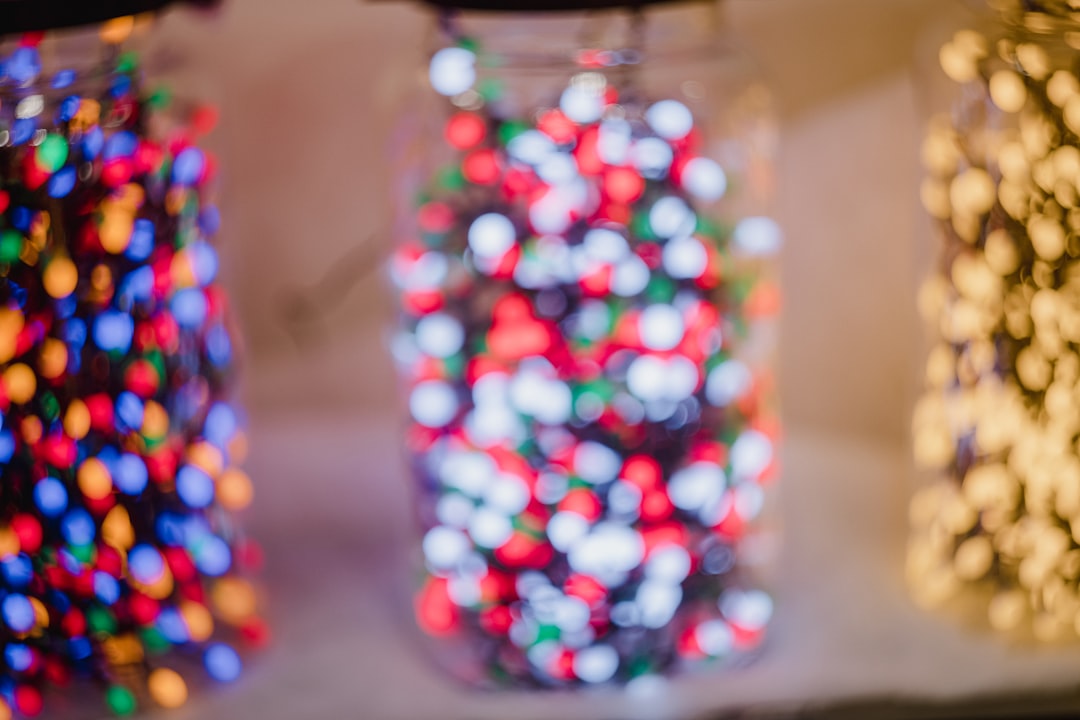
xmin=987 ymin=0 xmax=1080 ymax=33
xmin=0 ymin=20 xmax=151 ymax=96
xmin=433 ymin=2 xmax=725 ymax=70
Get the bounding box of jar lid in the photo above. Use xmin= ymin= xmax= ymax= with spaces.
xmin=412 ymin=0 xmax=706 ymax=11
xmin=0 ymin=0 xmax=218 ymax=35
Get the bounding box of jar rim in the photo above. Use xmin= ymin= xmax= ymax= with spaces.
xmin=413 ymin=0 xmax=710 ymax=11
xmin=0 ymin=0 xmax=210 ymax=36
xmin=985 ymin=0 xmax=1080 ymax=32
xmin=430 ymin=2 xmax=732 ymax=70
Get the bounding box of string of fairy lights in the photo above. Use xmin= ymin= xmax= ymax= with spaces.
xmin=910 ymin=2 xmax=1080 ymax=639
xmin=0 ymin=17 xmax=261 ymax=716
xmin=392 ymin=14 xmax=780 ymax=686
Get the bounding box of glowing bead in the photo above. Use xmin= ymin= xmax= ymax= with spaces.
xmin=574 ymin=441 xmax=621 ymax=484
xmin=508 ymin=130 xmax=554 ymax=165
xmin=560 ymin=73 xmax=606 ymax=124
xmin=668 ymin=463 xmax=725 ymax=512
xmin=113 ymin=454 xmax=148 ymax=495
xmin=173 ymin=148 xmax=205 ymax=185
xmin=705 ymin=360 xmax=752 ymax=407
xmin=639 ymin=304 xmax=684 ymax=351
xmin=43 ymin=256 xmax=78 ymax=298
xmin=415 ymin=313 xmax=464 ymax=358
xmin=423 ymin=526 xmax=470 ymax=569
xmin=429 ymin=47 xmax=476 ymax=97
xmin=445 ymin=112 xmax=486 ymax=149
xmin=180 ymin=602 xmax=214 ymax=642
xmin=6 ymin=44 xmax=41 ymax=84
xmin=216 ymin=469 xmax=254 ymax=511
xmin=203 ymin=644 xmax=241 ymax=683
xmin=410 ymin=380 xmax=459 ymax=428
xmin=34 ymin=478 xmax=67 ymax=518
xmin=988 ymin=70 xmax=1027 ymax=113
xmin=632 ymin=137 xmax=674 ymax=178
xmin=12 ymin=687 xmax=40 ymax=718
xmin=126 ymin=218 xmax=154 ymax=260
xmin=649 ymin=197 xmax=695 ymax=239
xmin=94 ymin=572 xmax=121 ymax=605
xmin=102 ymin=506 xmax=135 ymax=550
xmin=5 ymin=645 xmax=31 ymax=672
xmin=721 ymin=589 xmax=773 ymax=630
xmin=733 ymin=216 xmax=783 ymax=256
xmin=646 ymin=99 xmax=694 ymax=140
xmin=129 ymin=545 xmax=165 ymax=584
xmin=35 ymin=134 xmax=68 ymax=173
xmin=94 ymin=312 xmax=135 ymax=353
xmin=695 ymin=619 xmax=734 ymax=656
xmin=175 ymin=465 xmax=215 ymax=509
xmin=573 ymin=644 xmax=619 ymax=683
xmin=547 ymin=511 xmax=590 ymax=552
xmin=0 ymin=528 xmax=19 ymax=560
xmin=211 ymin=578 xmax=257 ymax=625
xmin=105 ymin=685 xmax=136 ymax=717
xmin=0 ymin=309 xmax=24 ymax=364
xmin=568 ymin=523 xmax=645 ymax=585
xmin=2 ymin=594 xmax=34 ymax=633
xmin=662 ymin=236 xmax=708 ymax=279
xmin=37 ymin=339 xmax=67 ymax=380
xmin=468 ymin=213 xmax=516 ymax=258
xmin=187 ymin=442 xmax=224 ymax=477
xmin=204 ymin=403 xmax=238 ymax=446
xmin=116 ymin=392 xmax=144 ymax=430
xmin=681 ymin=157 xmax=727 ymax=201
xmin=75 ymin=458 xmax=111 ymax=501
xmin=171 ymin=289 xmax=208 ymax=329
xmin=61 ymin=508 xmax=95 ymax=546
xmin=194 ymin=536 xmax=231 ymax=576
xmin=141 ymin=401 xmax=168 ymax=439
xmin=99 ymin=212 xmax=133 ymax=254
xmin=30 ymin=598 xmax=50 ymax=627
xmin=148 ymin=669 xmax=187 ymax=709
xmin=468 ymin=508 xmax=513 ymax=549
xmin=4 ymin=365 xmax=36 ymax=405
xmin=732 ymin=430 xmax=773 ymax=480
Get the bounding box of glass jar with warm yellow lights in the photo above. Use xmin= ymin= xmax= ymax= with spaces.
xmin=910 ymin=0 xmax=1080 ymax=640
xmin=388 ymin=0 xmax=781 ymax=688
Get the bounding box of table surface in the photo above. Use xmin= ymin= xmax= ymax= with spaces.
xmin=121 ymin=413 xmax=1080 ymax=720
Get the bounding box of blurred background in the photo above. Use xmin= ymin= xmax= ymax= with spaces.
xmin=127 ymin=0 xmax=1080 ymax=717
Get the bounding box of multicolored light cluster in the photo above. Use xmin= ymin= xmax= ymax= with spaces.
xmin=0 ymin=22 xmax=261 ymax=717
xmin=910 ymin=9 xmax=1080 ymax=639
xmin=393 ymin=40 xmax=780 ymax=686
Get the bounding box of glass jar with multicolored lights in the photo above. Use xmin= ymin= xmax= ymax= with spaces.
xmin=390 ymin=0 xmax=781 ymax=688
xmin=909 ymin=0 xmax=1080 ymax=641
xmin=0 ymin=7 xmax=261 ymax=717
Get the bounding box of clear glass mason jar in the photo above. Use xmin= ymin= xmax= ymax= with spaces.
xmin=0 ymin=12 xmax=259 ymax=718
xmin=390 ymin=0 xmax=781 ymax=688
xmin=909 ymin=0 xmax=1080 ymax=640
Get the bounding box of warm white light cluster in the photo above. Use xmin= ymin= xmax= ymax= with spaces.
xmin=910 ymin=21 xmax=1080 ymax=639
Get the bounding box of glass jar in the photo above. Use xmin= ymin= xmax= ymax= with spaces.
xmin=909 ymin=0 xmax=1080 ymax=640
xmin=0 ymin=12 xmax=260 ymax=718
xmin=390 ymin=0 xmax=781 ymax=688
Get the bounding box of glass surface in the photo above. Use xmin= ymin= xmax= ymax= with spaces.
xmin=389 ymin=2 xmax=781 ymax=688
xmin=0 ymin=19 xmax=259 ymax=717
xmin=909 ymin=0 xmax=1080 ymax=640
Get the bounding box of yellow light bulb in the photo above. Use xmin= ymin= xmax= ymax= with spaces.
xmin=148 ymin=669 xmax=188 ymax=709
